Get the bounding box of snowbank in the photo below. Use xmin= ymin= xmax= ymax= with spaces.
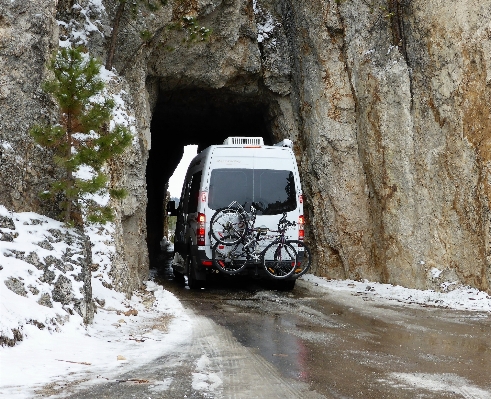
xmin=302 ymin=274 xmax=491 ymax=312
xmin=0 ymin=208 xmax=191 ymax=398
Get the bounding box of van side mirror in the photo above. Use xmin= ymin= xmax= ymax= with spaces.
xmin=166 ymin=200 xmax=177 ymax=216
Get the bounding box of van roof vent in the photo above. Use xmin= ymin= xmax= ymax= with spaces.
xmin=223 ymin=137 xmax=264 ymax=146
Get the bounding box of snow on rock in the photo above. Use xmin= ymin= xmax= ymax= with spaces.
xmin=252 ymin=0 xmax=278 ymax=46
xmin=57 ymin=0 xmax=106 ymax=47
xmin=0 ymin=203 xmax=192 ymax=396
xmin=302 ymin=275 xmax=491 ymax=312
xmin=0 ymin=206 xmax=92 ymax=346
xmin=0 ymin=252 xmax=192 ymax=398
xmin=430 ymin=267 xmax=443 ymax=279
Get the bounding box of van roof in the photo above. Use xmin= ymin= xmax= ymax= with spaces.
xmin=187 ymin=137 xmax=294 ymax=168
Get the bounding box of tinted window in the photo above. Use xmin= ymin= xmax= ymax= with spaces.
xmin=208 ymin=169 xmax=296 ymax=215
xmin=188 ymin=171 xmax=202 ymax=213
xmin=180 ymin=178 xmax=192 ymax=213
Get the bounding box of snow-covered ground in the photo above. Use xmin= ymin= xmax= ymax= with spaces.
xmin=2 ymin=212 xmax=491 ymax=398
xmin=0 ymin=206 xmax=192 ymax=398
xmin=0 ymin=279 xmax=191 ymax=399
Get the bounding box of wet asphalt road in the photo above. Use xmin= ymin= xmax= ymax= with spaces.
xmin=65 ymin=259 xmax=491 ymax=398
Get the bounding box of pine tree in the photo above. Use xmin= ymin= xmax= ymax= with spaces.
xmin=30 ymin=46 xmax=132 ymax=226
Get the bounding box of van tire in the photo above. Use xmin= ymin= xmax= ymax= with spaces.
xmin=173 ymin=269 xmax=185 ymax=285
xmin=187 ymin=256 xmax=204 ymax=289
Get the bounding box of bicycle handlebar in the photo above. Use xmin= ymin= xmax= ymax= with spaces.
xmin=277 ymin=212 xmax=295 ymax=228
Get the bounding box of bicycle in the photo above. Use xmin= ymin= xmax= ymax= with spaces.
xmin=259 ymin=211 xmax=312 ymax=278
xmin=211 ymin=204 xmax=309 ymax=279
xmin=286 ymin=239 xmax=311 ymax=278
xmin=211 ymin=203 xmax=270 ymax=275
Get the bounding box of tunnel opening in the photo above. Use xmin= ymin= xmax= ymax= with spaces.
xmin=146 ymin=88 xmax=273 ymax=267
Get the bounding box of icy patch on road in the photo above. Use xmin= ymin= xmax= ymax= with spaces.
xmin=383 ymin=373 xmax=491 ymax=398
xmin=301 ymin=275 xmax=491 ymax=312
xmin=148 ymin=377 xmax=173 ymax=392
xmin=192 ymin=354 xmax=223 ymax=393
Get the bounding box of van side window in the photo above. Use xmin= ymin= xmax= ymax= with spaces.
xmin=188 ymin=171 xmax=202 ymax=213
xmin=180 ymin=177 xmax=191 ymax=214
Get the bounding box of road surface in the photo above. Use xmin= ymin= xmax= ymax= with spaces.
xmin=65 ymin=263 xmax=491 ymax=398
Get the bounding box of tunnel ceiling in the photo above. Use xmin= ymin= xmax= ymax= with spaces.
xmin=146 ymin=87 xmax=273 ymax=265
xmin=152 ymin=88 xmax=272 ymax=152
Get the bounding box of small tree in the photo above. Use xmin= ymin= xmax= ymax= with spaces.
xmin=30 ymin=46 xmax=132 ymax=225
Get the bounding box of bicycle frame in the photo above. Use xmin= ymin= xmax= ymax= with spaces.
xmin=218 ymin=204 xmax=269 ymax=263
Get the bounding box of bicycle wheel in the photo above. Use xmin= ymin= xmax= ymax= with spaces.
xmin=212 ymin=242 xmax=248 ymax=275
xmin=287 ymin=240 xmax=312 ymax=277
xmin=262 ymin=242 xmax=297 ymax=279
xmin=210 ymin=208 xmax=246 ymax=245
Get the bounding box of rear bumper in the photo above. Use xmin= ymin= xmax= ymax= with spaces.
xmin=192 ymin=246 xmax=297 ymax=281
xmin=195 ymin=247 xmax=213 ymax=267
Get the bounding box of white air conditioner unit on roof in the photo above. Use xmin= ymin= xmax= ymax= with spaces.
xmin=223 ymin=137 xmax=264 ymax=146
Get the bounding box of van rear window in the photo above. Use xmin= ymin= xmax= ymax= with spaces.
xmin=208 ymin=169 xmax=297 ymax=215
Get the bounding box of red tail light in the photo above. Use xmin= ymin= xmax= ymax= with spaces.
xmin=197 ymin=213 xmax=206 ymax=246
xmin=298 ymin=215 xmax=305 ymax=240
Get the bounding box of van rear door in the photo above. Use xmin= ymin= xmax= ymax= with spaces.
xmin=253 ymin=148 xmax=300 ymax=239
xmin=207 ymin=146 xmax=300 ymax=236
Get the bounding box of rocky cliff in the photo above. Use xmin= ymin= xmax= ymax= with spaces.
xmin=1 ymin=0 xmax=490 ymax=294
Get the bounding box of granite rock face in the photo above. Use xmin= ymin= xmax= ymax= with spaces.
xmin=0 ymin=0 xmax=59 ymax=215
xmin=337 ymin=0 xmax=491 ymax=291
xmin=1 ymin=0 xmax=490 ymax=293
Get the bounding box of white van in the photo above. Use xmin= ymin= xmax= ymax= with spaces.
xmin=171 ymin=137 xmax=304 ymax=289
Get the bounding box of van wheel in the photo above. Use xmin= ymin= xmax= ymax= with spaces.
xmin=187 ymin=256 xmax=204 ymax=290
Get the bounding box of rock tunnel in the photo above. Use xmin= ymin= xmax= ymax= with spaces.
xmin=146 ymin=88 xmax=274 ymax=267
